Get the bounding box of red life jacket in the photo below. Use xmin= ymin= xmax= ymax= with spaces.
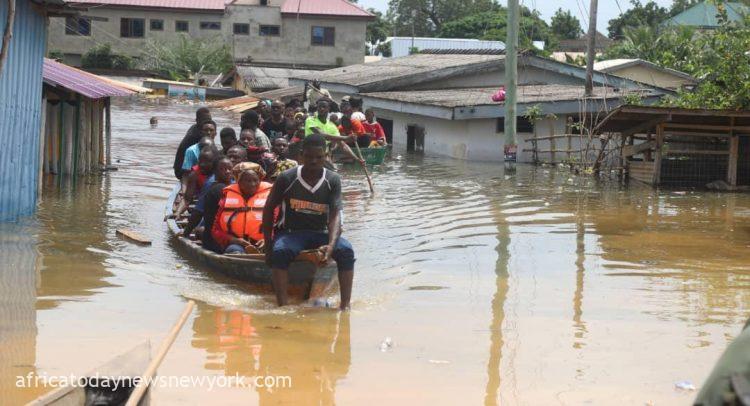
xmin=218 ymin=182 xmax=273 ymax=242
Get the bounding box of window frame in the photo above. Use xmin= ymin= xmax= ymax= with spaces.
xmin=311 ymin=26 xmax=334 ymax=46
xmin=495 ymin=117 xmax=535 ymax=133
xmin=150 ymin=19 xmax=164 ymax=31
xmin=175 ymin=20 xmax=189 ymax=32
xmin=65 ymin=16 xmax=91 ymax=36
xmin=259 ymin=25 xmax=280 ymax=37
xmin=120 ymin=18 xmax=145 ymax=38
xmin=199 ymin=21 xmax=222 ymax=30
xmin=233 ymin=23 xmax=250 ymax=35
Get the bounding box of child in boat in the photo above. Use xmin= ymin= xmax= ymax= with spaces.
xmin=219 ymin=127 xmax=238 ymax=154
xmin=262 ymin=134 xmax=356 ymax=310
xmin=173 ymin=107 xmax=211 ymax=179
xmin=212 ymin=163 xmax=274 ymax=254
xmin=363 ymin=108 xmax=387 ymax=147
xmin=182 ymin=157 xmax=233 ymax=253
xmin=181 ymin=121 xmax=217 ymax=174
xmin=268 ymin=137 xmax=298 ymax=181
xmin=173 ymin=146 xmax=220 ymax=218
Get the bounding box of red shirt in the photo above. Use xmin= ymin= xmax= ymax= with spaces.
xmin=338 ymin=119 xmax=365 ymax=137
xmin=362 ymin=121 xmax=385 ymax=141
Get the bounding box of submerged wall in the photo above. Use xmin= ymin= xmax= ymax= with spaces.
xmin=0 ymin=0 xmax=47 ymax=221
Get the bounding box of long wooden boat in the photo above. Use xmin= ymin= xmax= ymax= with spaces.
xmin=165 ymin=185 xmax=337 ymax=298
xmin=27 ymin=341 xmax=151 ymax=406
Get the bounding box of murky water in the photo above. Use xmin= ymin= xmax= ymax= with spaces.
xmin=4 ymin=98 xmax=750 ymax=405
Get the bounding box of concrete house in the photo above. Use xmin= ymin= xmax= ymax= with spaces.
xmin=594 ymin=59 xmax=697 ymax=91
xmin=290 ymin=50 xmax=670 ymax=163
xmin=48 ymin=0 xmax=373 ymax=68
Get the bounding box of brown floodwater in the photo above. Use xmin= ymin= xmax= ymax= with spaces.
xmin=3 ymin=98 xmax=750 ymax=405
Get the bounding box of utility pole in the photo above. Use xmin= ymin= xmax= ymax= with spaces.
xmin=584 ymin=0 xmax=598 ymax=97
xmin=504 ymin=0 xmax=519 ymax=155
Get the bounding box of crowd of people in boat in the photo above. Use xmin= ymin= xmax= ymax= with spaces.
xmin=167 ymin=82 xmax=387 ymax=309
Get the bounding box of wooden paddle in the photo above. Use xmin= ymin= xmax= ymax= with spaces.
xmin=352 ymin=141 xmax=375 ymax=194
xmin=125 ymin=300 xmax=195 ymax=406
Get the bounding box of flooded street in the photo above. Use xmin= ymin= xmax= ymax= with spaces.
xmin=4 ymin=98 xmax=750 ymax=405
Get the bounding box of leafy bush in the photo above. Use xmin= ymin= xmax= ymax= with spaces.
xmin=81 ymin=44 xmax=133 ymax=70
xmin=139 ymin=35 xmax=233 ymax=82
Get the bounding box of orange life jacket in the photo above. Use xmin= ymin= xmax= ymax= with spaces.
xmin=218 ymin=182 xmax=273 ymax=242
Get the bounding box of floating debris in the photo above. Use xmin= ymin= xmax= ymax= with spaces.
xmin=429 ymin=359 xmax=450 ymax=364
xmin=409 ymin=286 xmax=448 ymax=291
xmin=380 ymin=337 xmax=393 ymax=352
xmin=674 ymin=380 xmax=696 ymax=391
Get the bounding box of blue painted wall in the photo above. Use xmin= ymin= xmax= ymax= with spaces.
xmin=0 ymin=0 xmax=47 ymax=221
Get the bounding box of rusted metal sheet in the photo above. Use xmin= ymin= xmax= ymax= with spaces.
xmin=0 ymin=0 xmax=47 ymax=221
xmin=43 ymin=58 xmax=135 ymax=99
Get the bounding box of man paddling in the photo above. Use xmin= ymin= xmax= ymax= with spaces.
xmin=262 ymin=134 xmax=355 ymax=310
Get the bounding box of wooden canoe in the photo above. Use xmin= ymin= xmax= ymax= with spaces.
xmin=27 ymin=341 xmax=151 ymax=406
xmin=164 ymin=184 xmax=337 ymax=296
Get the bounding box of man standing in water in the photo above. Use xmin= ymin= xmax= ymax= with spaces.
xmin=262 ymin=134 xmax=355 ymax=310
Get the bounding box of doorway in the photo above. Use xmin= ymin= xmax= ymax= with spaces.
xmin=379 ymin=118 xmax=394 ymax=145
xmin=406 ymin=125 xmax=425 ymax=153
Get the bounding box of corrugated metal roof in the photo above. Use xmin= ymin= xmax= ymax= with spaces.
xmin=281 ymin=0 xmax=373 ymax=18
xmin=361 ymin=85 xmax=636 ymax=108
xmin=0 ymin=0 xmax=48 ymax=221
xmin=292 ymin=53 xmax=504 ymax=91
xmin=43 ymin=58 xmax=136 ymax=99
xmin=387 ymin=37 xmax=505 ymax=58
xmin=236 ymin=66 xmax=316 ymax=91
xmin=64 ymin=0 xmax=226 ymax=11
xmin=664 ymin=1 xmax=748 ymax=28
xmin=594 ymin=59 xmax=697 ymax=82
xmin=419 ymin=48 xmax=505 ymax=55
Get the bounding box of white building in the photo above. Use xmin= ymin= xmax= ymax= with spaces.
xmin=380 ymin=37 xmax=505 ymax=58
xmin=290 ymin=50 xmax=670 ymax=162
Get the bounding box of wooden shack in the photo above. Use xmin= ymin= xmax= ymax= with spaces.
xmin=594 ymin=105 xmax=750 ymax=189
xmin=41 ymin=58 xmax=148 ymax=178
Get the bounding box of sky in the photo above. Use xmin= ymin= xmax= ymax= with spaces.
xmin=357 ymin=0 xmax=676 ymax=34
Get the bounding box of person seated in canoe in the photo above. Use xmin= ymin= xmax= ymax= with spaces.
xmin=226 ymin=144 xmax=248 ymax=167
xmin=305 ymin=100 xmax=362 ymax=165
xmin=240 ymin=110 xmax=271 ymax=150
xmin=181 ymin=121 xmax=217 ymax=177
xmin=262 ymin=134 xmax=355 ymax=310
xmin=219 ymin=127 xmax=238 ymax=154
xmin=267 ymin=137 xmax=298 ymax=181
xmin=363 ymin=108 xmax=387 ymax=147
xmin=173 ymin=146 xmax=220 ymax=218
xmin=173 ymin=107 xmax=211 ymax=179
xmin=339 ymin=102 xmax=370 ymax=149
xmin=240 ymin=128 xmax=275 ymax=173
xmin=212 ymin=163 xmax=274 ymax=254
xmin=181 ymin=157 xmax=234 ymax=252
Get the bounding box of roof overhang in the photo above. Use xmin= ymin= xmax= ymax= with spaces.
xmin=281 ymin=12 xmax=374 ymax=20
xmin=362 ymin=94 xmax=664 ymax=121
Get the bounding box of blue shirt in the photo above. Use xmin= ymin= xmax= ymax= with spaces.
xmin=182 ymin=143 xmax=201 ymax=171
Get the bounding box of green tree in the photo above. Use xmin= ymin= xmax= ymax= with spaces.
xmin=386 ymin=0 xmax=495 ymax=36
xmin=139 ymin=35 xmax=233 ymax=81
xmin=366 ymin=8 xmax=392 ymax=45
xmin=439 ymin=6 xmax=553 ymax=47
xmin=664 ymin=7 xmax=750 ymax=109
xmin=81 ymin=44 xmax=133 ymax=70
xmin=602 ymin=25 xmax=696 ymax=72
xmin=550 ymin=8 xmax=583 ymax=40
xmin=607 ymin=0 xmax=670 ymax=39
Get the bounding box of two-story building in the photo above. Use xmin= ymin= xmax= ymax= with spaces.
xmin=48 ymin=0 xmax=373 ymax=68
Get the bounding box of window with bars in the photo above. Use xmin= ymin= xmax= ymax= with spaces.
xmin=150 ymin=19 xmax=164 ymax=31
xmin=175 ymin=21 xmax=189 ymax=32
xmin=311 ymin=26 xmax=334 ymax=46
xmin=233 ymin=23 xmax=250 ymax=35
xmin=65 ymin=17 xmax=91 ymax=36
xmin=200 ymin=21 xmax=221 ymax=30
xmin=259 ymin=25 xmax=280 ymax=36
xmin=120 ymin=18 xmax=145 ymax=38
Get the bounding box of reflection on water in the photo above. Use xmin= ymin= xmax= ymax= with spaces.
xmin=3 ymin=99 xmax=750 ymax=404
xmin=191 ymin=303 xmax=350 ymax=404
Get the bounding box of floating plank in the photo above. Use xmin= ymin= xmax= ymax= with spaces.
xmin=622 ymin=140 xmax=656 ymax=157
xmin=116 ymin=229 xmax=152 ymax=245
